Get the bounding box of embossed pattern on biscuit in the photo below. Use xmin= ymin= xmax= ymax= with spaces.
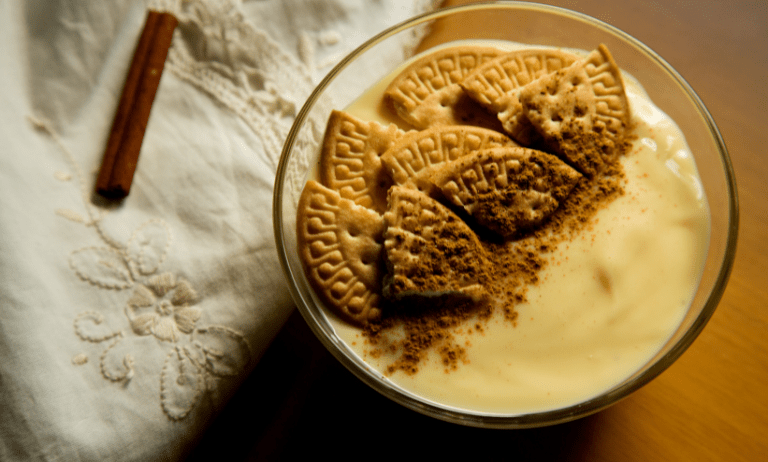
xmin=382 ymin=186 xmax=488 ymax=301
xmin=297 ymin=180 xmax=386 ymax=326
xmin=381 ymin=125 xmax=515 ymax=195
xmin=519 ymin=44 xmax=629 ymax=177
xmin=460 ymin=49 xmax=579 ymax=145
xmin=319 ymin=110 xmax=404 ymax=214
xmin=430 ymin=147 xmax=582 ymax=237
xmin=384 ymin=46 xmax=505 ymax=129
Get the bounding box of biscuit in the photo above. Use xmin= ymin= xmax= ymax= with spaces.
xmin=461 ymin=49 xmax=578 ymax=145
xmin=519 ymin=44 xmax=630 ymax=176
xmin=382 ymin=186 xmax=488 ymax=302
xmin=430 ymin=147 xmax=582 ymax=237
xmin=296 ymin=180 xmax=386 ymax=326
xmin=384 ymin=46 xmax=505 ymax=129
xmin=381 ymin=125 xmax=516 ymax=196
xmin=319 ymin=110 xmax=404 ymax=213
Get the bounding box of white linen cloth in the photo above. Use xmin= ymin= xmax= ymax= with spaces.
xmin=0 ymin=0 xmax=438 ymax=459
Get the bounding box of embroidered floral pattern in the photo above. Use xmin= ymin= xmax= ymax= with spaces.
xmin=61 ymin=211 xmax=254 ymax=420
xmin=126 ymin=273 xmax=201 ymax=342
xmin=34 ymin=116 xmax=253 ymax=421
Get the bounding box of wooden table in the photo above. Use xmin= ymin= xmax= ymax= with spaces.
xmin=187 ymin=1 xmax=768 ymax=460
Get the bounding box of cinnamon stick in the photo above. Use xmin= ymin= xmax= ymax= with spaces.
xmin=96 ymin=10 xmax=178 ymax=199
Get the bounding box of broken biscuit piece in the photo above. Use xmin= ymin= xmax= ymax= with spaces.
xmin=297 ymin=180 xmax=386 ymax=326
xmin=381 ymin=125 xmax=516 ymax=196
xmin=519 ymin=44 xmax=630 ymax=177
xmin=384 ymin=46 xmax=505 ymax=130
xmin=430 ymin=147 xmax=582 ymax=237
xmin=382 ymin=186 xmax=489 ymax=302
xmin=461 ymin=49 xmax=579 ymax=145
xmin=319 ymin=110 xmax=405 ymax=213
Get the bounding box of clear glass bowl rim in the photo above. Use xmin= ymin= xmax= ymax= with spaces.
xmin=273 ymin=0 xmax=739 ymax=428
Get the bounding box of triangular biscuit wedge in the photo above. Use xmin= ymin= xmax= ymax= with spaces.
xmin=461 ymin=49 xmax=579 ymax=145
xmin=430 ymin=147 xmax=582 ymax=237
xmin=319 ymin=110 xmax=405 ymax=214
xmin=381 ymin=125 xmax=516 ymax=196
xmin=383 ymin=186 xmax=489 ymax=301
xmin=384 ymin=46 xmax=505 ymax=129
xmin=519 ymin=44 xmax=630 ymax=177
xmin=297 ymin=180 xmax=386 ymax=326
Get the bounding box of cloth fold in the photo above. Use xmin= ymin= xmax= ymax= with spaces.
xmin=0 ymin=0 xmax=438 ymax=460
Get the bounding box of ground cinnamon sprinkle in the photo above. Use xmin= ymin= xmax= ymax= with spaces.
xmin=384 ymin=212 xmax=490 ymax=298
xmin=361 ymin=129 xmax=633 ymax=376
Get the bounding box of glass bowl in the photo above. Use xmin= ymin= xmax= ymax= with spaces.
xmin=273 ymin=1 xmax=738 ymax=428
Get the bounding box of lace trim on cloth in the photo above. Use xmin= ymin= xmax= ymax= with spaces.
xmin=156 ymin=0 xmax=315 ymax=170
xmin=155 ymin=0 xmax=439 ymax=169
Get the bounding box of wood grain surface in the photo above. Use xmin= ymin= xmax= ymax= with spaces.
xmin=187 ymin=1 xmax=767 ymax=460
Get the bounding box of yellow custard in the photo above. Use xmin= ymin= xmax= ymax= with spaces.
xmin=320 ymin=42 xmax=710 ymax=415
